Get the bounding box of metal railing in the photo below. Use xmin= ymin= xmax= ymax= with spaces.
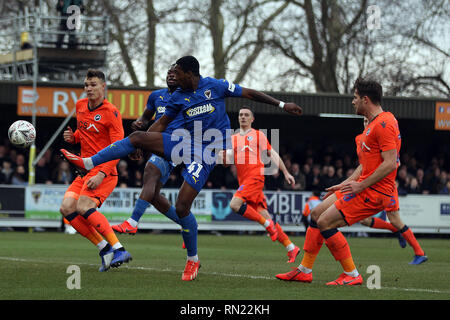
xmin=0 ymin=12 xmax=109 ymax=53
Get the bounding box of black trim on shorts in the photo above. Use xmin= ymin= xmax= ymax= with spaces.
xmin=369 ymin=186 xmax=392 ymax=198
xmin=338 ymin=209 xmax=349 ymax=226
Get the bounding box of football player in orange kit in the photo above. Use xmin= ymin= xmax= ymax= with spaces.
xmin=220 ymin=107 xmax=300 ymax=263
xmin=276 ymin=77 xmax=403 ymax=285
xmin=59 ymin=69 xmax=131 ymax=272
xmin=357 ymin=120 xmax=427 ymax=264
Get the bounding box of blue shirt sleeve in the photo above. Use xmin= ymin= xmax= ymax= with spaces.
xmin=146 ymin=91 xmax=159 ymax=113
xmin=216 ymin=79 xmax=243 ymax=97
xmin=164 ymin=92 xmax=182 ymax=119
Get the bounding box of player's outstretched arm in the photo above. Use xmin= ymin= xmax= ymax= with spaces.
xmin=241 ymin=87 xmax=302 ymax=116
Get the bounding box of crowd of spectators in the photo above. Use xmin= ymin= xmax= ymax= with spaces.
xmin=0 ymin=140 xmax=449 ymax=196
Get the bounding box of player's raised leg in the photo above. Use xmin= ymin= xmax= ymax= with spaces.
xmin=61 ymin=130 xmax=166 ymax=171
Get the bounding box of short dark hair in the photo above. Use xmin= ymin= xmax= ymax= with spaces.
xmin=86 ymin=68 xmax=106 ymax=82
xmin=176 ymin=56 xmax=200 ymax=76
xmin=239 ymin=106 xmax=254 ymax=117
xmin=353 ymin=77 xmax=382 ymax=105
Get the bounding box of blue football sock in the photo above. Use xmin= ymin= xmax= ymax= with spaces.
xmin=180 ymin=213 xmax=198 ymax=257
xmin=91 ymin=137 xmax=136 ymax=167
xmin=131 ymin=198 xmax=150 ymax=223
xmin=163 ymin=206 xmax=181 ymax=225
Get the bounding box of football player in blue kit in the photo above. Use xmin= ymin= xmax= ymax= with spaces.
xmin=61 ymin=55 xmax=303 ymax=281
xmin=112 ymin=64 xmax=184 ymax=234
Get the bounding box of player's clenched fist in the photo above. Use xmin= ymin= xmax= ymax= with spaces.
xmin=283 ymin=103 xmax=303 ymax=116
xmin=63 ymin=126 xmax=75 ymax=144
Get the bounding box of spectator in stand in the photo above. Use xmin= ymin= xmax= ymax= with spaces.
xmin=265 ymin=170 xmax=285 ymax=191
xmin=224 ymin=166 xmax=239 ymax=190
xmin=438 ymin=171 xmax=448 ymax=194
xmin=52 ymin=160 xmax=73 ymax=184
xmin=117 ymin=160 xmax=132 ymax=188
xmin=321 ymin=165 xmax=340 ymax=190
xmin=345 ymin=167 xmax=355 ymax=180
xmin=416 ymin=168 xmax=426 ymax=192
xmin=310 ymin=164 xmax=324 ymax=191
xmin=0 ymin=145 xmax=7 ymax=168
xmin=407 ymin=156 xmax=419 ymax=176
xmin=285 ymin=162 xmax=305 ymax=191
xmin=11 ymin=164 xmax=28 ymax=185
xmin=342 ymin=154 xmax=353 ymax=172
xmin=15 ymin=154 xmax=28 ymax=174
xmin=335 ymin=167 xmax=345 ymax=184
xmin=303 ymin=163 xmax=313 ymax=190
xmin=133 ymin=170 xmax=143 ymax=188
xmin=35 ymin=157 xmax=53 ymax=184
xmin=443 ymin=181 xmax=450 ymax=195
xmin=1 ymin=160 xmax=14 ymax=184
xmin=164 ymin=172 xmax=183 ymax=188
xmin=427 ymin=167 xmax=441 ymax=194
xmin=397 ymin=166 xmax=409 ymax=195
xmin=407 ymin=177 xmax=422 ymax=194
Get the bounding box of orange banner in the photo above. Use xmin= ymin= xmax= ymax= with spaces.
xmin=435 ymin=102 xmax=450 ymax=130
xmin=17 ymin=86 xmax=151 ymax=120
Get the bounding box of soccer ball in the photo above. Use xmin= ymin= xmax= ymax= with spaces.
xmin=8 ymin=120 xmax=36 ymax=148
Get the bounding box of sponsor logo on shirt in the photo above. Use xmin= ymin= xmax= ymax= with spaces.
xmin=186 ymin=103 xmax=215 ymax=117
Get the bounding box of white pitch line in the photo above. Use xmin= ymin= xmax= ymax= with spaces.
xmin=1 ymin=256 xmax=449 ymax=295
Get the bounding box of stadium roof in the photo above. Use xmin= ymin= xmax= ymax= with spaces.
xmin=1 ymin=80 xmax=448 ymax=120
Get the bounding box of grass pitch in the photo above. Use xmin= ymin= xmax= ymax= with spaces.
xmin=0 ymin=231 xmax=449 ymax=302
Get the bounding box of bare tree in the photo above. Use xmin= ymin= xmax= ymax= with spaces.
xmin=268 ymin=0 xmax=449 ymax=97
xmin=167 ymin=0 xmax=290 ymax=82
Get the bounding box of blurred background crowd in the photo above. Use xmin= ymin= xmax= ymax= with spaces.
xmin=1 ymin=137 xmax=448 ymax=195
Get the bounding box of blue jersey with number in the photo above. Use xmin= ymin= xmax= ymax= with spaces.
xmin=162 ymin=76 xmax=243 ymax=192
xmin=164 ymin=76 xmax=243 ymax=150
xmin=146 ymin=88 xmax=184 ymax=135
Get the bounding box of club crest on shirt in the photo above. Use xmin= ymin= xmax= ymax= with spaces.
xmin=204 ymin=89 xmax=212 ymax=99
xmin=247 ymin=136 xmax=253 ymax=141
xmin=94 ymin=114 xmax=101 ymax=121
xmin=366 ymin=127 xmax=371 ymax=136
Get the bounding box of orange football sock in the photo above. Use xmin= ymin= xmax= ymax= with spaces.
xmin=65 ymin=212 xmax=103 ymax=246
xmin=241 ymin=204 xmax=266 ymax=225
xmin=401 ymin=226 xmax=425 ymax=256
xmin=83 ymin=209 xmax=120 ymax=247
xmin=322 ymin=229 xmax=353 ymax=263
xmin=301 ymin=252 xmax=318 ymax=270
xmin=275 ymin=223 xmax=292 ymax=247
xmin=301 ymin=224 xmax=324 ymax=269
xmin=371 ymin=217 xmax=398 ymax=233
xmin=340 ymin=257 xmax=357 ymax=273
